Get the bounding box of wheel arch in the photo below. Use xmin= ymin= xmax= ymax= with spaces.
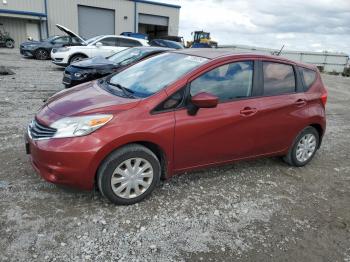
xmin=309 ymin=123 xmax=324 ymax=148
xmin=93 ymin=140 xmax=171 ymax=189
xmin=68 ymin=52 xmax=88 ymax=63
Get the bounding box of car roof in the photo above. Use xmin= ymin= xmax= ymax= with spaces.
xmin=134 ymin=46 xmax=173 ymax=51
xmin=98 ymin=35 xmax=149 ymax=43
xmin=171 ymin=48 xmax=317 ymax=69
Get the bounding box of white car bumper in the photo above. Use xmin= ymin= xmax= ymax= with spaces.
xmin=51 ymin=49 xmax=70 ymax=66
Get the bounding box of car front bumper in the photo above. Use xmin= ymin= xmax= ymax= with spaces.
xmin=20 ymin=47 xmax=35 ymax=57
xmin=25 ymin=131 xmax=100 ymax=191
xmin=52 ymin=58 xmax=68 ymax=67
xmin=51 ymin=51 xmax=69 ymax=66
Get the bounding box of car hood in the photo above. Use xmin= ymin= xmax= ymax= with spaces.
xmin=46 ymin=81 xmax=140 ymax=117
xmin=72 ymin=56 xmax=114 ymax=69
xmin=21 ymin=40 xmax=44 ymax=46
xmin=56 ymin=24 xmax=86 ymax=44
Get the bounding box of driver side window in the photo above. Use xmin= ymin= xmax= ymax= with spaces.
xmin=190 ymin=61 xmax=254 ymax=102
xmin=52 ymin=36 xmax=70 ymax=45
xmin=99 ymin=37 xmax=117 ymax=46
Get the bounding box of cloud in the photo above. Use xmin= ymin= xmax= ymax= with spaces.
xmin=154 ymin=0 xmax=350 ymax=54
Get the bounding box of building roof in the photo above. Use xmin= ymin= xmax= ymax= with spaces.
xmin=131 ymin=0 xmax=181 ymax=9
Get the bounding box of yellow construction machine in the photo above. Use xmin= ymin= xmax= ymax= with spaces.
xmin=186 ymin=31 xmax=218 ymax=48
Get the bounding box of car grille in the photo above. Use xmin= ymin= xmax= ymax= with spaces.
xmin=28 ymin=120 xmax=57 ymax=140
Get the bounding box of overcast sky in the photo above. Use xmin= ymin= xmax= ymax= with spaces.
xmin=154 ymin=0 xmax=350 ymax=54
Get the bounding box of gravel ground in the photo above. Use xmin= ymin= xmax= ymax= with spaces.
xmin=0 ymin=48 xmax=349 ymax=262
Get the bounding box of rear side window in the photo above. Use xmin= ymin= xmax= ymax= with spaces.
xmin=263 ymin=62 xmax=296 ymax=96
xmin=300 ymin=67 xmax=317 ymax=90
xmin=190 ymin=61 xmax=254 ymax=102
xmin=118 ymin=38 xmax=142 ymax=47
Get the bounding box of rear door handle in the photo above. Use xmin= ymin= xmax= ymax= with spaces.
xmin=295 ymin=99 xmax=307 ymax=107
xmin=240 ymin=107 xmax=258 ymax=117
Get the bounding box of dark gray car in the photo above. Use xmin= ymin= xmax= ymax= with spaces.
xmin=20 ymin=24 xmax=85 ymax=60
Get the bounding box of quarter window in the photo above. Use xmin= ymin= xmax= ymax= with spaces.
xmin=190 ymin=61 xmax=254 ymax=102
xmin=263 ymin=62 xmax=296 ymax=95
xmin=300 ymin=67 xmax=316 ymax=90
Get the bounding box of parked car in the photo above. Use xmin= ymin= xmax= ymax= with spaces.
xmin=62 ymin=46 xmax=171 ymax=88
xmin=20 ymin=24 xmax=84 ymax=60
xmin=120 ymin=32 xmax=148 ymax=40
xmin=149 ymin=39 xmax=184 ymax=49
xmin=158 ymin=35 xmax=185 ymax=46
xmin=51 ymin=30 xmax=149 ymax=67
xmin=25 ymin=49 xmax=327 ymax=205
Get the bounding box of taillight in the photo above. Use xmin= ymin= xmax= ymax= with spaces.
xmin=321 ymin=88 xmax=328 ymax=107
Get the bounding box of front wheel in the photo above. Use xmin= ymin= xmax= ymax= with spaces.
xmin=34 ymin=49 xmax=49 ymax=60
xmin=5 ymin=40 xmax=14 ymax=48
xmin=97 ymin=144 xmax=161 ymax=205
xmin=283 ymin=126 xmax=319 ymax=167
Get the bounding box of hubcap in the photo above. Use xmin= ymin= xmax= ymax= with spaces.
xmin=111 ymin=158 xmax=153 ymax=199
xmin=296 ymin=134 xmax=317 ymax=162
xmin=37 ymin=50 xmax=47 ymax=59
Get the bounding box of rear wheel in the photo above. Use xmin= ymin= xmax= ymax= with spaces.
xmin=97 ymin=144 xmax=161 ymax=205
xmin=34 ymin=48 xmax=49 ymax=60
xmin=5 ymin=39 xmax=14 ymax=48
xmin=283 ymin=126 xmax=319 ymax=167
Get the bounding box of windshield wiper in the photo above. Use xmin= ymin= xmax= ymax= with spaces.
xmin=106 ymin=81 xmax=135 ymax=98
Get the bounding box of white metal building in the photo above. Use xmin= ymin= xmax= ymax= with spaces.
xmin=220 ymin=44 xmax=349 ymax=73
xmin=0 ymin=0 xmax=180 ymax=47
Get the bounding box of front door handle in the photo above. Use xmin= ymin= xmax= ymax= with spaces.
xmin=240 ymin=107 xmax=258 ymax=117
xmin=295 ymin=99 xmax=307 ymax=107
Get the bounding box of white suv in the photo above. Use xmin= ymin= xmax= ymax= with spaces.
xmin=51 ymin=25 xmax=149 ymax=67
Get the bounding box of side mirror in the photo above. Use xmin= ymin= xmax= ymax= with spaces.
xmin=188 ymin=92 xmax=218 ymax=115
xmin=96 ymin=42 xmax=103 ymax=48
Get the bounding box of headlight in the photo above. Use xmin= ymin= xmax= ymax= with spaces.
xmin=50 ymin=114 xmax=113 ymax=138
xmin=56 ymin=47 xmax=70 ymax=52
xmin=74 ymin=72 xmax=89 ymax=79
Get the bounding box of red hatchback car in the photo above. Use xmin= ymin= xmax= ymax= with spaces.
xmin=25 ymin=49 xmax=327 ymax=205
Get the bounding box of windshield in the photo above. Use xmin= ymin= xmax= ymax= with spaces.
xmin=107 ymin=53 xmax=208 ymax=97
xmin=162 ymin=40 xmax=184 ymax=49
xmin=107 ymin=48 xmax=152 ymax=65
xmin=44 ymin=36 xmax=57 ymax=42
xmin=86 ymin=35 xmax=103 ymax=45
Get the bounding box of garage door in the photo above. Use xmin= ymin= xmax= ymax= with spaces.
xmin=138 ymin=14 xmax=169 ymax=26
xmin=78 ymin=5 xmax=115 ymax=39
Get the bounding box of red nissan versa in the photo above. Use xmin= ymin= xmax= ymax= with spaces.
xmin=25 ymin=49 xmax=327 ymax=205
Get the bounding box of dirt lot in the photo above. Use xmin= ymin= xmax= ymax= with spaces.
xmin=0 ymin=48 xmax=349 ymax=262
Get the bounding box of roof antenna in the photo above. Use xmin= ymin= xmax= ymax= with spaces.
xmin=276 ymin=44 xmax=285 ymax=56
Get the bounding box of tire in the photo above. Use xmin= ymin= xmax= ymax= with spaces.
xmin=34 ymin=49 xmax=49 ymax=60
xmin=283 ymin=126 xmax=319 ymax=167
xmin=97 ymin=144 xmax=161 ymax=205
xmin=5 ymin=40 xmax=14 ymax=48
xmin=69 ymin=54 xmax=86 ymax=65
